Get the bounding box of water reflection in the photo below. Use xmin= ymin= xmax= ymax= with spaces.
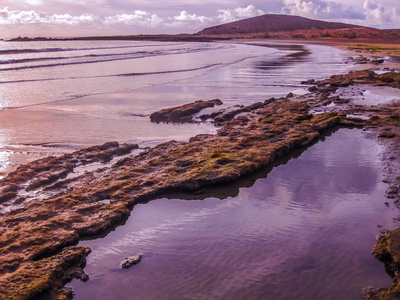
xmin=253 ymin=44 xmax=311 ymax=70
xmin=0 ymin=78 xmax=11 ymax=108
xmin=0 ymin=129 xmax=11 ymax=178
xmin=0 ymin=42 xmax=354 ymax=177
xmin=70 ymin=129 xmax=396 ymax=300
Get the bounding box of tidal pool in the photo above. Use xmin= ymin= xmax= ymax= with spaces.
xmin=69 ymin=128 xmax=398 ymax=300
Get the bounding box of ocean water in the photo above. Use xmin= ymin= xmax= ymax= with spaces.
xmin=0 ymin=40 xmax=352 ymax=176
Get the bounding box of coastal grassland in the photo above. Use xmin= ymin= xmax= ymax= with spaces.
xmin=377 ymin=72 xmax=400 ymax=85
xmin=347 ymin=43 xmax=400 ymax=56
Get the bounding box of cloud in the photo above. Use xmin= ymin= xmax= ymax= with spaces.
xmin=164 ymin=11 xmax=213 ymax=30
xmin=48 ymin=13 xmax=98 ymax=25
xmin=279 ymin=0 xmax=400 ymax=28
xmin=363 ymin=0 xmax=399 ymax=25
xmin=173 ymin=11 xmax=212 ymax=23
xmin=0 ymin=4 xmax=267 ymax=33
xmin=104 ymin=12 xmax=163 ymax=28
xmin=394 ymin=7 xmax=400 ymax=17
xmin=217 ymin=5 xmax=265 ymax=23
xmin=0 ymin=6 xmax=163 ymax=28
xmin=0 ymin=6 xmax=98 ymax=25
xmin=363 ymin=0 xmax=377 ymax=10
xmin=1 ymin=2 xmax=398 ymax=37
xmin=281 ymin=0 xmax=365 ymax=20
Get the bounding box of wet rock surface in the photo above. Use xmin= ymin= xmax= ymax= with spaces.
xmin=0 ymin=69 xmax=400 ymax=299
xmin=0 ymin=246 xmax=90 ymax=300
xmin=121 ymin=253 xmax=143 ymax=269
xmin=0 ymin=98 xmax=344 ymax=299
xmin=346 ymin=55 xmax=385 ymax=65
xmin=0 ymin=141 xmax=138 ymax=215
xmin=150 ymin=99 xmax=223 ymax=123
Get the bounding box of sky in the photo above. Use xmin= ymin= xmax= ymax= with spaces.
xmin=0 ymin=0 xmax=399 ymax=39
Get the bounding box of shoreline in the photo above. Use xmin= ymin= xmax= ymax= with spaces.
xmin=0 ymin=40 xmax=400 ymax=299
xmin=0 ymin=40 xmax=350 ymax=179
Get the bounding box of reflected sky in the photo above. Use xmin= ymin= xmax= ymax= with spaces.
xmin=0 ymin=129 xmax=11 ymax=178
xmin=70 ymin=129 xmax=397 ymax=300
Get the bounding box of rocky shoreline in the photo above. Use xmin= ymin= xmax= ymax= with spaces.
xmin=1 ymin=62 xmax=400 ymax=299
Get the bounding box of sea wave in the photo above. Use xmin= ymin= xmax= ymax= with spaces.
xmin=0 ymin=44 xmax=228 ymax=71
xmin=0 ymin=63 xmax=222 ymax=86
xmin=0 ymin=42 xmax=184 ymax=56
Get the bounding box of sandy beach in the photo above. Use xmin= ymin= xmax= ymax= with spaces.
xmin=0 ymin=38 xmax=400 ymax=299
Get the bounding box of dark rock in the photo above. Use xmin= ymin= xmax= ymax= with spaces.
xmin=214 ymin=102 xmax=264 ymax=125
xmin=379 ymin=130 xmax=396 ymax=138
xmin=286 ymin=92 xmax=294 ymax=98
xmin=301 ymin=79 xmax=315 ymax=84
xmin=331 ymin=97 xmax=350 ymax=104
xmin=200 ymin=110 xmax=223 ymax=121
xmin=150 ymin=99 xmax=223 ymax=123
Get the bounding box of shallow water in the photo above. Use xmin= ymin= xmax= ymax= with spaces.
xmin=0 ymin=41 xmax=352 ymax=176
xmin=334 ymin=84 xmax=400 ymax=106
xmin=69 ymin=128 xmax=397 ymax=300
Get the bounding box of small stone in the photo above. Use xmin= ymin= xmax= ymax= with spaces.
xmin=121 ymin=253 xmax=143 ymax=269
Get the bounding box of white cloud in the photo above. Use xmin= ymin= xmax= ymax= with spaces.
xmin=104 ymin=12 xmax=163 ymax=28
xmin=148 ymin=14 xmax=163 ymax=28
xmin=363 ymin=0 xmax=395 ymax=24
xmin=1 ymin=2 xmax=398 ymax=37
xmin=174 ymin=11 xmax=212 ymax=23
xmin=217 ymin=5 xmax=265 ymax=23
xmin=0 ymin=6 xmax=163 ymax=28
xmin=104 ymin=13 xmax=145 ymax=25
xmin=0 ymin=6 xmax=98 ymax=25
xmin=48 ymin=13 xmax=98 ymax=25
xmin=134 ymin=10 xmax=147 ymax=16
xmin=25 ymin=0 xmax=44 ymax=5
xmin=281 ymin=0 xmax=365 ymax=20
xmin=363 ymin=0 xmax=378 ymax=10
xmin=165 ymin=11 xmax=213 ymax=30
xmin=0 ymin=5 xmax=265 ymax=33
xmin=0 ymin=7 xmax=43 ymax=24
xmin=394 ymin=7 xmax=400 ymax=17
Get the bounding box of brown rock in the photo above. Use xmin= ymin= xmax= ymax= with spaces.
xmin=150 ymin=99 xmax=223 ymax=123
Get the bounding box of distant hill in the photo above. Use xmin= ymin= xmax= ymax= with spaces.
xmin=197 ymin=14 xmax=362 ymax=35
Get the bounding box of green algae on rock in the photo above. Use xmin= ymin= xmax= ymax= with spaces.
xmin=0 ymin=98 xmax=347 ymax=299
xmin=0 ymin=246 xmax=90 ymax=300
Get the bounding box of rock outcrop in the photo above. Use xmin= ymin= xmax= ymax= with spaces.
xmin=0 ymin=98 xmax=346 ymax=299
xmin=150 ymin=99 xmax=223 ymax=123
